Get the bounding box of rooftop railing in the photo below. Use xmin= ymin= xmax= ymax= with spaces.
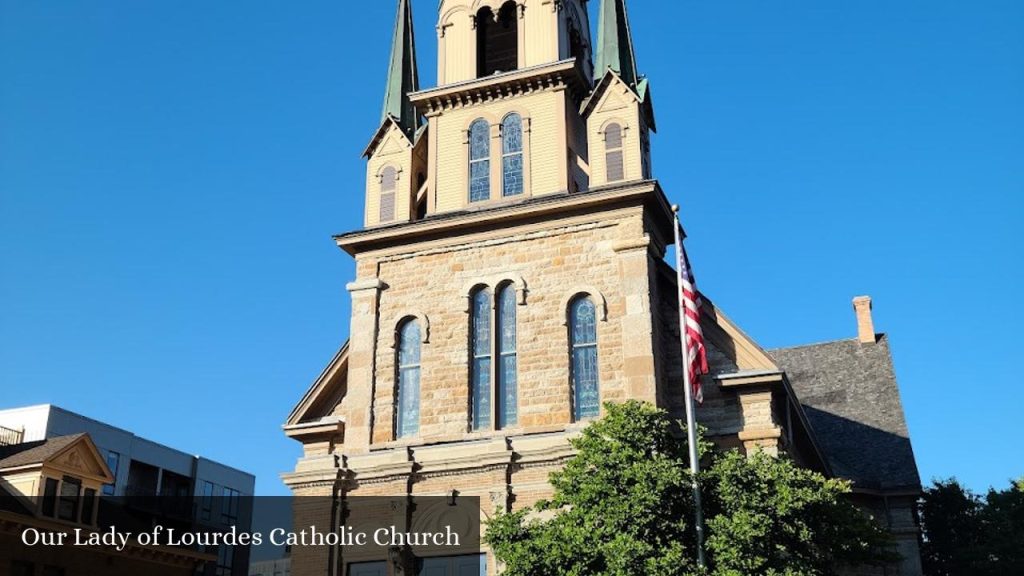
xmin=0 ymin=424 xmax=24 ymax=446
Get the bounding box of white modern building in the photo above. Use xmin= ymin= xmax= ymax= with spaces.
xmin=0 ymin=404 xmax=256 ymax=576
xmin=0 ymin=404 xmax=254 ymax=501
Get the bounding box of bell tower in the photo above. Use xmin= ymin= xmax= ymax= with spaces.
xmin=396 ymin=0 xmax=599 ymax=219
xmin=362 ymin=0 xmax=659 ymax=229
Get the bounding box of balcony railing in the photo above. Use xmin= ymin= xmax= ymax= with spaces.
xmin=0 ymin=425 xmax=24 ymax=446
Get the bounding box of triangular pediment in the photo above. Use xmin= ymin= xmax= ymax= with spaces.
xmin=700 ymin=297 xmax=779 ymax=373
xmin=362 ymin=116 xmax=415 ymax=159
xmin=378 ymin=131 xmax=407 ymax=157
xmin=44 ymin=436 xmax=113 ymax=484
xmin=596 ymin=87 xmax=632 ymax=114
xmin=582 ymin=70 xmax=657 ymax=131
xmin=287 ymin=341 xmax=349 ymax=426
xmin=655 ymin=260 xmax=776 ymax=373
xmin=583 ymin=70 xmax=637 ymax=117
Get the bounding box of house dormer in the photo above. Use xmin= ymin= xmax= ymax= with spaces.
xmin=0 ymin=433 xmax=114 ymax=526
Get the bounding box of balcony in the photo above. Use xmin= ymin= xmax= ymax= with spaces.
xmin=0 ymin=425 xmax=24 ymax=446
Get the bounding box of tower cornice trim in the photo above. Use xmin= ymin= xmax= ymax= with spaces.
xmin=336 ymin=180 xmax=672 ymax=256
xmin=409 ymin=59 xmax=591 ymax=115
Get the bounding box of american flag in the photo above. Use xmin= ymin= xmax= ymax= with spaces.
xmin=676 ymin=224 xmax=709 ymax=405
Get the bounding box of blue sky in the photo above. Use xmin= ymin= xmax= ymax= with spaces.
xmin=1 ymin=1 xmax=1020 ymax=496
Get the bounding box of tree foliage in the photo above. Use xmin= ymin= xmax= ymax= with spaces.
xmin=920 ymin=478 xmax=1024 ymax=576
xmin=704 ymin=451 xmax=894 ymax=576
xmin=485 ymin=401 xmax=895 ymax=576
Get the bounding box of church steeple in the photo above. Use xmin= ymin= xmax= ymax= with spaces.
xmin=595 ymin=0 xmax=639 ymax=87
xmin=381 ymin=0 xmax=421 ymax=138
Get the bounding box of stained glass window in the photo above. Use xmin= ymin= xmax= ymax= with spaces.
xmin=501 ymin=114 xmax=524 ymax=197
xmin=471 ymin=290 xmax=492 ymax=431
xmin=497 ymin=284 xmax=518 ymax=428
xmin=469 ymin=119 xmax=491 ymax=202
xmin=570 ymin=297 xmax=599 ymax=421
xmin=605 ymin=123 xmax=625 ymax=182
xmin=397 ymin=320 xmax=421 ymax=438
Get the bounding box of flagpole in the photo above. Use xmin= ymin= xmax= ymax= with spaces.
xmin=672 ymin=205 xmax=706 ymax=569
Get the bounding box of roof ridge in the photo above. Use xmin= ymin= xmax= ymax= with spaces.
xmin=769 ymin=334 xmax=888 ymax=353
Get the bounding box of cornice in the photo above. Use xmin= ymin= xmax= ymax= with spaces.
xmin=336 ymin=180 xmax=673 ymax=257
xmin=409 ymin=59 xmax=591 ymax=115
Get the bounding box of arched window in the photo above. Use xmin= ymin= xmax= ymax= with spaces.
xmin=469 ymin=119 xmax=491 ymax=202
xmin=477 ymin=2 xmax=519 ymax=77
xmin=380 ymin=166 xmax=397 ymax=222
xmin=605 ymin=123 xmax=625 ymax=182
xmin=396 ymin=320 xmax=422 ymax=438
xmin=496 ymin=284 xmax=518 ymax=428
xmin=570 ymin=297 xmax=599 ymax=421
xmin=470 ymin=289 xmax=492 ymax=431
xmin=501 ymin=114 xmax=524 ymax=197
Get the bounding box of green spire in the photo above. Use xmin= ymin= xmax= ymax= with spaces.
xmin=381 ymin=0 xmax=421 ymax=137
xmin=595 ymin=0 xmax=639 ymax=87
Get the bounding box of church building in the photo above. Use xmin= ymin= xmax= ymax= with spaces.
xmin=283 ymin=1 xmax=923 ymax=575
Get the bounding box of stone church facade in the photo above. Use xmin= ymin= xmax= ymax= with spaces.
xmin=282 ymin=1 xmax=923 ymax=575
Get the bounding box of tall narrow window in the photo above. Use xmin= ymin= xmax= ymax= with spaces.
xmin=570 ymin=297 xmax=600 ymax=421
xmin=501 ymin=114 xmax=524 ymax=197
xmin=103 ymin=451 xmax=120 ymax=496
xmin=380 ymin=166 xmax=397 ymax=222
xmin=497 ymin=285 xmax=518 ymax=428
xmin=605 ymin=123 xmax=625 ymax=182
xmin=41 ymin=478 xmax=58 ymax=517
xmin=477 ymin=2 xmax=519 ymax=77
xmin=57 ymin=476 xmax=81 ymax=522
xmin=469 ymin=119 xmax=491 ymax=202
xmin=396 ymin=320 xmax=422 ymax=438
xmin=201 ymin=481 xmax=216 ymax=521
xmin=470 ymin=290 xmax=492 ymax=431
xmin=81 ymin=489 xmax=97 ymax=525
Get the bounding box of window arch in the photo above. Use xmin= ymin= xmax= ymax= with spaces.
xmin=470 ymin=288 xmax=492 ymax=431
xmin=469 ymin=119 xmax=491 ymax=202
xmin=380 ymin=166 xmax=397 ymax=222
xmin=477 ymin=2 xmax=519 ymax=78
xmin=496 ymin=283 xmax=518 ymax=428
xmin=468 ymin=283 xmax=520 ymax=431
xmin=605 ymin=123 xmax=625 ymax=182
xmin=501 ymin=113 xmax=524 ymax=197
xmin=396 ymin=320 xmax=422 ymax=439
xmin=569 ymin=296 xmax=600 ymax=421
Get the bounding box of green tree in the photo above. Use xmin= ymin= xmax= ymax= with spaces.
xmin=705 ymin=451 xmax=894 ymax=576
xmin=920 ymin=478 xmax=1024 ymax=576
xmin=485 ymin=400 xmax=705 ymax=576
xmin=485 ymin=401 xmax=894 ymax=576
xmin=919 ymin=479 xmax=984 ymax=575
xmin=980 ymin=480 xmax=1024 ymax=575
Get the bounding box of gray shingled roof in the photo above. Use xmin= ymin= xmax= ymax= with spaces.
xmin=0 ymin=434 xmax=86 ymax=470
xmin=770 ymin=336 xmax=921 ymax=492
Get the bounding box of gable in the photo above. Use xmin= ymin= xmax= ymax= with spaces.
xmin=700 ymin=299 xmax=780 ymax=373
xmin=0 ymin=434 xmax=113 ymax=484
xmin=582 ymin=70 xmax=640 ymax=119
xmin=363 ymin=116 xmax=414 ymax=159
xmin=378 ymin=130 xmax=408 ymax=158
xmin=44 ymin=436 xmax=113 ymax=484
xmin=595 ymin=84 xmax=634 ymax=115
xmin=286 ymin=341 xmax=349 ymax=426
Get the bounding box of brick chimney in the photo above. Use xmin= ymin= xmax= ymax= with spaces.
xmin=853 ymin=296 xmax=876 ymax=344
